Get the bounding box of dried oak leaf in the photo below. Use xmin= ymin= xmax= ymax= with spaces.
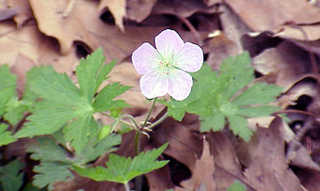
xmin=98 ymin=0 xmax=126 ymax=32
xmin=224 ymin=0 xmax=320 ymax=32
xmin=0 ymin=21 xmax=79 ymax=74
xmin=29 ymin=0 xmax=100 ymax=54
xmin=177 ymin=137 xmax=216 ymax=191
xmin=126 ymin=0 xmax=158 ymax=22
xmin=252 ymin=41 xmax=312 ymax=87
xmin=243 ymin=117 xmax=303 ymax=191
xmin=6 ymin=0 xmax=33 ymax=26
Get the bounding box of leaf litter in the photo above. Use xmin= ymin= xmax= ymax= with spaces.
xmin=1 ymin=0 xmax=320 ymax=190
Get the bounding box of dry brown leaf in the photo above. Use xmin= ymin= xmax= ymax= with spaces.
xmin=202 ymin=0 xmax=221 ymax=6
xmin=0 ymin=21 xmax=79 ymax=73
xmin=126 ymin=0 xmax=158 ymax=22
xmin=29 ymin=0 xmax=100 ymax=54
xmin=243 ymin=117 xmax=303 ymax=191
xmin=7 ymin=0 xmax=33 ymax=26
xmin=207 ymin=132 xmax=251 ymax=190
xmin=150 ymin=114 xmax=203 ymax=172
xmin=0 ymin=7 xmax=17 ymax=21
xmin=275 ymin=24 xmax=320 ymax=41
xmin=98 ymin=0 xmax=126 ymax=32
xmin=252 ymin=41 xmax=312 ymax=87
xmin=205 ymin=31 xmax=238 ymax=71
xmin=278 ymin=76 xmax=319 ymax=109
xmin=295 ymin=168 xmax=320 ymax=191
xmin=178 ymin=137 xmax=216 ymax=191
xmin=225 ymin=0 xmax=320 ymax=32
xmin=218 ymin=4 xmax=251 ymax=53
xmin=152 ymin=0 xmax=215 ymax=18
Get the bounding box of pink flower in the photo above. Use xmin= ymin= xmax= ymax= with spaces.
xmin=132 ymin=29 xmax=203 ymax=101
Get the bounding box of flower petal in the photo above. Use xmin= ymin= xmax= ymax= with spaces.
xmin=174 ymin=42 xmax=203 ymax=72
xmin=168 ymin=70 xmax=193 ymax=101
xmin=139 ymin=71 xmax=169 ymax=99
xmin=132 ymin=42 xmax=161 ymax=74
xmin=155 ymin=29 xmax=184 ymax=59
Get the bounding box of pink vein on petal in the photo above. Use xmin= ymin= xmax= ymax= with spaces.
xmin=174 ymin=42 xmax=203 ymax=72
xmin=139 ymin=71 xmax=169 ymax=99
xmin=168 ymin=70 xmax=193 ymax=101
xmin=155 ymin=29 xmax=184 ymax=58
xmin=132 ymin=42 xmax=160 ymax=74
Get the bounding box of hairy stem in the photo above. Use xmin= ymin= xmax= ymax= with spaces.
xmin=141 ymin=98 xmax=157 ymax=128
xmin=145 ymin=112 xmax=168 ymax=130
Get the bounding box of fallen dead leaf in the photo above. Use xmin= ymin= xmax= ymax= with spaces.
xmin=126 ymin=0 xmax=158 ymax=22
xmin=225 ymin=0 xmax=320 ymax=32
xmin=29 ymin=0 xmax=100 ymax=54
xmin=252 ymin=41 xmax=312 ymax=87
xmin=99 ymin=0 xmax=126 ymax=32
xmin=0 ymin=21 xmax=79 ymax=74
xmin=7 ymin=0 xmax=33 ymax=26
xmin=177 ymin=137 xmax=216 ymax=191
xmin=243 ymin=117 xmax=303 ymax=191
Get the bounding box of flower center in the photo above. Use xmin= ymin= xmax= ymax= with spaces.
xmin=159 ymin=60 xmax=173 ymax=74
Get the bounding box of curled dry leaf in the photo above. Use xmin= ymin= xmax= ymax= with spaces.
xmin=29 ymin=0 xmax=100 ymax=54
xmin=98 ymin=0 xmax=126 ymax=32
xmin=252 ymin=41 xmax=312 ymax=87
xmin=6 ymin=0 xmax=33 ymax=26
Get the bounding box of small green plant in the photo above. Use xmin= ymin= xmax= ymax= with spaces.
xmin=0 ymin=29 xmax=282 ymax=191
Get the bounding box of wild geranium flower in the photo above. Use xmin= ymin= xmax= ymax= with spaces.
xmin=132 ymin=29 xmax=203 ymax=101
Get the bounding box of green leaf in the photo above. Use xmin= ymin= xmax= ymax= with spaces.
xmin=0 ymin=159 xmax=24 ymax=191
xmin=27 ymin=133 xmax=121 ymax=190
xmin=74 ymin=143 xmax=169 ymax=184
xmin=0 ymin=65 xmax=17 ymax=116
xmin=227 ymin=180 xmax=246 ymax=191
xmin=227 ymin=115 xmax=253 ymax=142
xmin=15 ymin=49 xmax=130 ymax=153
xmin=3 ymin=97 xmax=30 ymax=125
xmin=0 ymin=124 xmax=17 ymax=146
xmin=32 ymin=162 xmax=73 ymax=190
xmin=200 ymin=110 xmax=225 ymax=132
xmin=232 ymin=83 xmax=283 ymax=106
xmin=165 ymin=52 xmax=282 ymax=141
xmin=22 ymin=183 xmax=46 ymax=191
xmin=76 ymin=48 xmax=115 ymax=102
xmin=27 ymin=137 xmax=72 ymax=163
xmin=93 ymin=83 xmax=131 ymax=112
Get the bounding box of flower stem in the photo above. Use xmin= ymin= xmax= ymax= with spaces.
xmin=141 ymin=98 xmax=157 ymax=129
xmin=145 ymin=112 xmax=168 ymax=130
xmin=124 ymin=182 xmax=130 ymax=191
xmin=134 ymin=130 xmax=141 ymax=155
xmin=101 ymin=112 xmax=138 ymax=130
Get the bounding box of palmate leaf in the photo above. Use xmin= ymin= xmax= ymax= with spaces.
xmin=15 ymin=48 xmax=130 ymax=153
xmin=32 ymin=162 xmax=73 ymax=190
xmin=27 ymin=133 xmax=121 ymax=190
xmin=0 ymin=65 xmax=17 ymax=116
xmin=166 ymin=52 xmax=282 ymax=142
xmin=0 ymin=124 xmax=17 ymax=146
xmin=74 ymin=143 xmax=169 ymax=184
xmin=0 ymin=159 xmax=24 ymax=191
